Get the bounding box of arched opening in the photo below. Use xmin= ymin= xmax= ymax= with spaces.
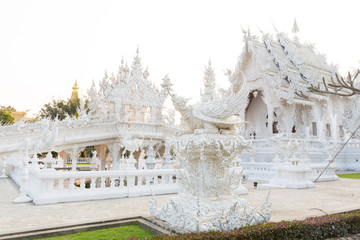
xmin=245 ymin=90 xmax=268 ymax=139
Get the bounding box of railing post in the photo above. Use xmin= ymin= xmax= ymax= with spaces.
xmin=80 ymin=178 xmax=85 ymax=190
xmin=90 ymin=177 xmax=96 ymax=189
xmin=58 ymin=178 xmax=64 ymax=191
xmin=100 ymin=177 xmax=106 ymax=188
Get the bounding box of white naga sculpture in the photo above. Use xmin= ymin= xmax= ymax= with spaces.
xmin=150 ymin=61 xmax=271 ymax=232
xmin=161 ymin=64 xmax=249 ymax=134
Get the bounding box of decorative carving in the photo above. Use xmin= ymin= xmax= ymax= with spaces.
xmin=164 ymin=65 xmax=249 ymax=134
xmin=150 ymin=62 xmax=270 ymax=232
xmin=87 ymin=48 xmax=169 ymax=124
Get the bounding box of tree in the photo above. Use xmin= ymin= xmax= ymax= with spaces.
xmin=0 ymin=105 xmax=16 ymax=125
xmin=0 ymin=110 xmax=14 ymax=125
xmin=37 ymin=97 xmax=89 ymax=121
xmin=0 ymin=105 xmax=16 ymax=113
xmin=309 ymin=70 xmax=360 ymax=96
xmin=38 ymin=98 xmax=80 ymax=120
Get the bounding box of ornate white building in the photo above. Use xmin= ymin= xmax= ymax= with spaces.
xmin=0 ymin=49 xmax=182 ymax=204
xmin=226 ymin=27 xmax=360 ymax=186
xmin=1 ymin=25 xmax=360 ymax=205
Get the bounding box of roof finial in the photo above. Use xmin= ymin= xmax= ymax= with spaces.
xmin=240 ymin=25 xmax=248 ymax=40
xmin=136 ymin=45 xmax=139 ymax=55
xmin=292 ymin=18 xmax=299 ymax=41
xmin=70 ymin=79 xmax=79 ymax=102
xmin=272 ymin=23 xmax=279 ymax=35
xmin=73 ymin=79 xmax=79 ymax=91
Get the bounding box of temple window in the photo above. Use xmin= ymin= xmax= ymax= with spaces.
xmin=339 ymin=125 xmax=345 ymax=138
xmin=326 ymin=124 xmax=331 ymax=137
xmin=312 ymin=122 xmax=317 ymax=136
xmin=272 ymin=122 xmax=278 ymax=134
xmin=292 ymin=125 xmax=296 ymax=133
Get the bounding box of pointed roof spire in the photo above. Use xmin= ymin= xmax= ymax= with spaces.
xmin=272 ymin=23 xmax=279 ymax=35
xmin=292 ymin=18 xmax=299 ymax=41
xmin=201 ymin=59 xmax=216 ymax=102
xmin=72 ymin=79 xmax=79 ymax=91
xmin=204 ymin=59 xmax=215 ymax=86
xmin=70 ymin=79 xmax=79 ymax=102
xmin=132 ymin=46 xmax=142 ymax=71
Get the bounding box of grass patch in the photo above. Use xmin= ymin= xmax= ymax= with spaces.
xmin=34 ymin=222 xmax=153 ymax=240
xmin=337 ymin=173 xmax=360 ymax=179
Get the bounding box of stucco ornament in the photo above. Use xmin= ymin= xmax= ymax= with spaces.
xmin=162 ymin=62 xmax=249 ymax=134
xmin=87 ymin=47 xmax=168 ymax=123
xmin=150 ymin=63 xmax=271 ymax=232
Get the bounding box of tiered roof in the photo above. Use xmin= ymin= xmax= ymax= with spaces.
xmin=230 ymin=26 xmax=338 ymax=104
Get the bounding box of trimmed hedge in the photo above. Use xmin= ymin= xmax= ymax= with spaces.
xmin=148 ymin=209 xmax=360 ymax=240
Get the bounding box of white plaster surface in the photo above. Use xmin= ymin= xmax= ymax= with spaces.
xmin=1 ymin=177 xmax=360 ymax=235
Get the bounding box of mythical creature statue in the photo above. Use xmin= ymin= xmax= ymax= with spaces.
xmin=161 ymin=71 xmax=249 ymax=134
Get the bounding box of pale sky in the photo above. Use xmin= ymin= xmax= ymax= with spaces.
xmin=0 ymin=0 xmax=359 ymax=117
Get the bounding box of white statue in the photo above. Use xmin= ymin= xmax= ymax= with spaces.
xmin=150 ymin=62 xmax=270 ymax=232
xmin=162 ymin=71 xmax=249 ymax=134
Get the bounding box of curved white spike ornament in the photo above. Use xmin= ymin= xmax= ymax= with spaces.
xmin=150 ymin=70 xmax=271 ymax=232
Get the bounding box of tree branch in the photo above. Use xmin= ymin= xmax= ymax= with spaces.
xmin=309 ymin=70 xmax=360 ymax=97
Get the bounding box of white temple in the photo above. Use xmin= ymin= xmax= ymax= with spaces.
xmin=0 ymin=23 xmax=360 ymax=231
xmin=229 ymin=26 xmax=360 ymax=187
xmin=0 ymin=48 xmax=183 ymax=204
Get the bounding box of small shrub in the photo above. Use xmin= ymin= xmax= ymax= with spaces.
xmin=150 ymin=210 xmax=360 ymax=240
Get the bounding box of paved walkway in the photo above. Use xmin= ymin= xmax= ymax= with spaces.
xmin=1 ymin=177 xmax=360 ymax=235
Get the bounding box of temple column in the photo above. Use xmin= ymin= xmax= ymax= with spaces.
xmin=107 ymin=143 xmax=120 ymax=170
xmin=328 ymin=97 xmax=338 ymax=141
xmin=58 ymin=150 xmax=69 ymax=168
xmin=69 ymin=147 xmax=80 ymax=171
xmin=146 ymin=141 xmax=156 ymax=170
xmin=94 ymin=144 xmax=108 ymax=170
xmin=314 ymin=103 xmax=324 ymax=140
xmin=267 ymin=104 xmax=273 ymax=136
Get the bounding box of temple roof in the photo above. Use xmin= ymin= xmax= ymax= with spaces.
xmin=87 ymin=48 xmax=167 ymax=122
xmin=231 ymin=29 xmax=338 ymax=104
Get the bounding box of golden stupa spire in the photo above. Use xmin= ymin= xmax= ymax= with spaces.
xmin=70 ymin=79 xmax=79 ymax=102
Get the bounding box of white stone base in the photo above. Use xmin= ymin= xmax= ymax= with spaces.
xmin=266 ymin=164 xmax=315 ymax=189
xmin=150 ymin=193 xmax=270 ymax=232
xmin=258 ymin=183 xmax=285 ymax=189
xmin=0 ymin=175 xmax=8 ymax=179
xmin=262 ymin=180 xmax=314 ymax=189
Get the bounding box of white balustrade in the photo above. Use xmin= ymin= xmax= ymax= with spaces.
xmin=25 ymin=168 xmax=180 ymax=204
xmin=239 ymin=162 xmax=275 ymax=182
xmin=308 ymin=163 xmax=339 ymax=182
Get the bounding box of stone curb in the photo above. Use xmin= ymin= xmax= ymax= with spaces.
xmin=0 ymin=216 xmax=171 ymax=240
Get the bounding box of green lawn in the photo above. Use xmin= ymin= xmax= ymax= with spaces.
xmin=337 ymin=173 xmax=360 ymax=179
xmin=34 ymin=222 xmax=153 ymax=240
